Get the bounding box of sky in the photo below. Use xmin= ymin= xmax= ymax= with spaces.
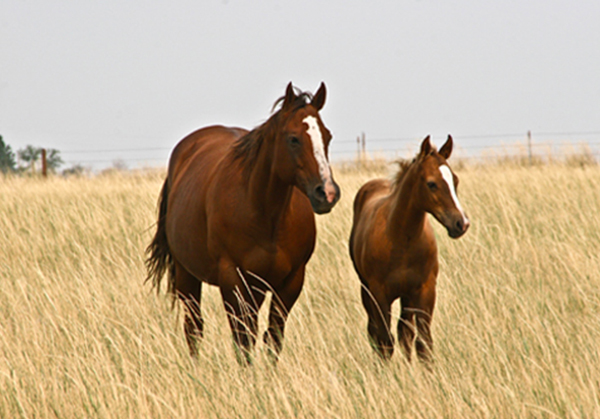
xmin=1 ymin=0 xmax=599 ymax=170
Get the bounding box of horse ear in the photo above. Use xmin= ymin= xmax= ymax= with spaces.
xmin=439 ymin=135 xmax=453 ymax=159
xmin=311 ymin=82 xmax=327 ymax=111
xmin=282 ymin=82 xmax=296 ymax=109
xmin=419 ymin=135 xmax=432 ymax=157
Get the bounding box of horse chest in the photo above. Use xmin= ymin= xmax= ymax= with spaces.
xmin=238 ymin=241 xmax=307 ymax=288
xmin=218 ymin=200 xmax=314 ymax=281
xmin=386 ymin=247 xmax=438 ymax=295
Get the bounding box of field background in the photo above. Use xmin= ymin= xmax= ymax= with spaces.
xmin=1 ymin=159 xmax=599 ymax=418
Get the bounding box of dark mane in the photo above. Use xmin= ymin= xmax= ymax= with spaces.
xmin=270 ymin=91 xmax=313 ymax=113
xmin=231 ymin=89 xmax=314 ymax=167
xmin=392 ymin=158 xmax=415 ymax=191
xmin=391 ymin=145 xmax=440 ymax=191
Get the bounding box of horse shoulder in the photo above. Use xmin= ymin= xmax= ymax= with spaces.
xmin=352 ymin=178 xmax=392 ymax=244
xmin=286 ymin=188 xmax=317 ymax=257
xmin=253 ymin=189 xmax=316 ymax=281
xmin=207 ymin=183 xmax=314 ymax=285
xmin=388 ymin=219 xmax=439 ymax=293
xmin=350 ymin=179 xmax=394 ymax=281
xmin=352 ymin=178 xmax=391 ymax=221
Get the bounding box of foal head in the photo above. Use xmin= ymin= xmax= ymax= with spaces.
xmin=412 ymin=135 xmax=470 ymax=238
xmin=272 ymin=82 xmax=340 ymax=214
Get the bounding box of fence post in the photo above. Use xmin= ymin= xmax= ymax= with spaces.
xmin=527 ymin=131 xmax=532 ymax=165
xmin=41 ymin=148 xmax=47 ymax=177
xmin=361 ymin=132 xmax=366 ymax=160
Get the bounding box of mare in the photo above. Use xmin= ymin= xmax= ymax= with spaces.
xmin=146 ymin=82 xmax=340 ymax=362
xmin=349 ymin=135 xmax=469 ymax=363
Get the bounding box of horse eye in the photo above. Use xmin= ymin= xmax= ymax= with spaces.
xmin=288 ymin=136 xmax=301 ymax=147
xmin=427 ymin=181 xmax=438 ymax=191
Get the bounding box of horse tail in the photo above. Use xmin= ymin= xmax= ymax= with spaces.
xmin=145 ymin=177 xmax=175 ymax=294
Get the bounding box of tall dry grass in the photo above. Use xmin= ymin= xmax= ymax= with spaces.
xmin=1 ymin=161 xmax=599 ymax=418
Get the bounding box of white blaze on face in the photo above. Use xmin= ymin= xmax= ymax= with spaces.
xmin=439 ymin=165 xmax=469 ymax=225
xmin=303 ymin=115 xmax=336 ymax=202
xmin=303 ymin=116 xmax=331 ymax=180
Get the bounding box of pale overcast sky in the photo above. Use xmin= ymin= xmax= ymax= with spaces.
xmin=1 ymin=1 xmax=599 ymax=169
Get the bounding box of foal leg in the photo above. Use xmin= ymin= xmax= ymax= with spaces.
xmin=414 ymin=287 xmax=436 ymax=364
xmin=402 ymin=285 xmax=436 ymax=364
xmin=361 ymin=284 xmax=394 ymax=359
xmin=398 ymin=296 xmax=416 ymax=363
xmin=174 ymin=262 xmax=203 ymax=357
xmin=219 ymin=264 xmax=265 ymax=364
xmin=263 ymin=267 xmax=305 ymax=360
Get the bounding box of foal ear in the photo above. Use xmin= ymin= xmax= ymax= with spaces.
xmin=419 ymin=135 xmax=432 ymax=157
xmin=311 ymin=82 xmax=327 ymax=111
xmin=439 ymin=135 xmax=453 ymax=159
xmin=282 ymin=82 xmax=296 ymax=109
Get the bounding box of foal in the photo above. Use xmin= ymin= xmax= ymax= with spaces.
xmin=349 ymin=135 xmax=469 ymax=362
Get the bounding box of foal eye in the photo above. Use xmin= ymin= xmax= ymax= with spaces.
xmin=288 ymin=136 xmax=301 ymax=147
xmin=427 ymin=181 xmax=438 ymax=191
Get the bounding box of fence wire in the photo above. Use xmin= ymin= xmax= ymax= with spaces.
xmin=56 ymin=131 xmax=600 ymax=168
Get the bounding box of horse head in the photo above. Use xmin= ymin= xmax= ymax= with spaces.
xmin=274 ymin=82 xmax=340 ymax=214
xmin=414 ymin=135 xmax=470 ymax=238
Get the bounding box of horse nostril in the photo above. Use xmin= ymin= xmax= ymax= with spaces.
xmin=314 ymin=185 xmax=326 ymax=201
xmin=456 ymin=219 xmax=464 ymax=231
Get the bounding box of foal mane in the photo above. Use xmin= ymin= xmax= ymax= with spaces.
xmin=391 ymin=158 xmax=415 ymax=191
xmin=232 ymin=89 xmax=314 ymax=168
xmin=391 ymin=145 xmax=440 ymax=192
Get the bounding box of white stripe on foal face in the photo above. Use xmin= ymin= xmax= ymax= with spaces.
xmin=303 ymin=116 xmax=332 ymax=182
xmin=439 ymin=165 xmax=468 ymax=223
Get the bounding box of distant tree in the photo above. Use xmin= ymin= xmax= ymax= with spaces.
xmin=18 ymin=145 xmax=42 ymax=173
xmin=62 ymin=164 xmax=89 ymax=177
xmin=100 ymin=159 xmax=128 ymax=176
xmin=0 ymin=135 xmax=17 ymax=174
xmin=46 ymin=148 xmax=63 ymax=173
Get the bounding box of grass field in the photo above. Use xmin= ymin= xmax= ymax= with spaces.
xmin=1 ymin=160 xmax=599 ymax=418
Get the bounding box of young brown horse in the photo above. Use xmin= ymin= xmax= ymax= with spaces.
xmin=146 ymin=82 xmax=340 ymax=362
xmin=349 ymin=135 xmax=469 ymax=363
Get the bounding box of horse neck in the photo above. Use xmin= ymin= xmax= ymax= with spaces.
xmin=245 ymin=131 xmax=293 ymax=231
xmin=387 ymin=167 xmax=427 ymax=241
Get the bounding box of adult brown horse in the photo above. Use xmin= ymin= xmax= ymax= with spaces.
xmin=349 ymin=135 xmax=469 ymax=363
xmin=146 ymin=82 xmax=340 ymax=362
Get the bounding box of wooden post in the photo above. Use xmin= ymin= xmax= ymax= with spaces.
xmin=41 ymin=148 xmax=47 ymax=177
xmin=361 ymin=132 xmax=366 ymax=160
xmin=527 ymin=131 xmax=532 ymax=165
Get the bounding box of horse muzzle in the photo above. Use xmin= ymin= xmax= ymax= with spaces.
xmin=445 ymin=213 xmax=470 ymax=238
xmin=308 ymin=179 xmax=341 ymax=214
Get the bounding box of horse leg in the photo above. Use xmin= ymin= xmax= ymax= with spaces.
xmin=263 ymin=266 xmax=305 ymax=360
xmin=361 ymin=284 xmax=394 ymax=359
xmin=398 ymin=296 xmax=416 ymax=362
xmin=219 ymin=264 xmax=265 ymax=364
xmin=174 ymin=261 xmax=203 ymax=357
xmin=415 ymin=288 xmax=435 ymax=364
xmin=403 ymin=284 xmax=436 ymax=365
